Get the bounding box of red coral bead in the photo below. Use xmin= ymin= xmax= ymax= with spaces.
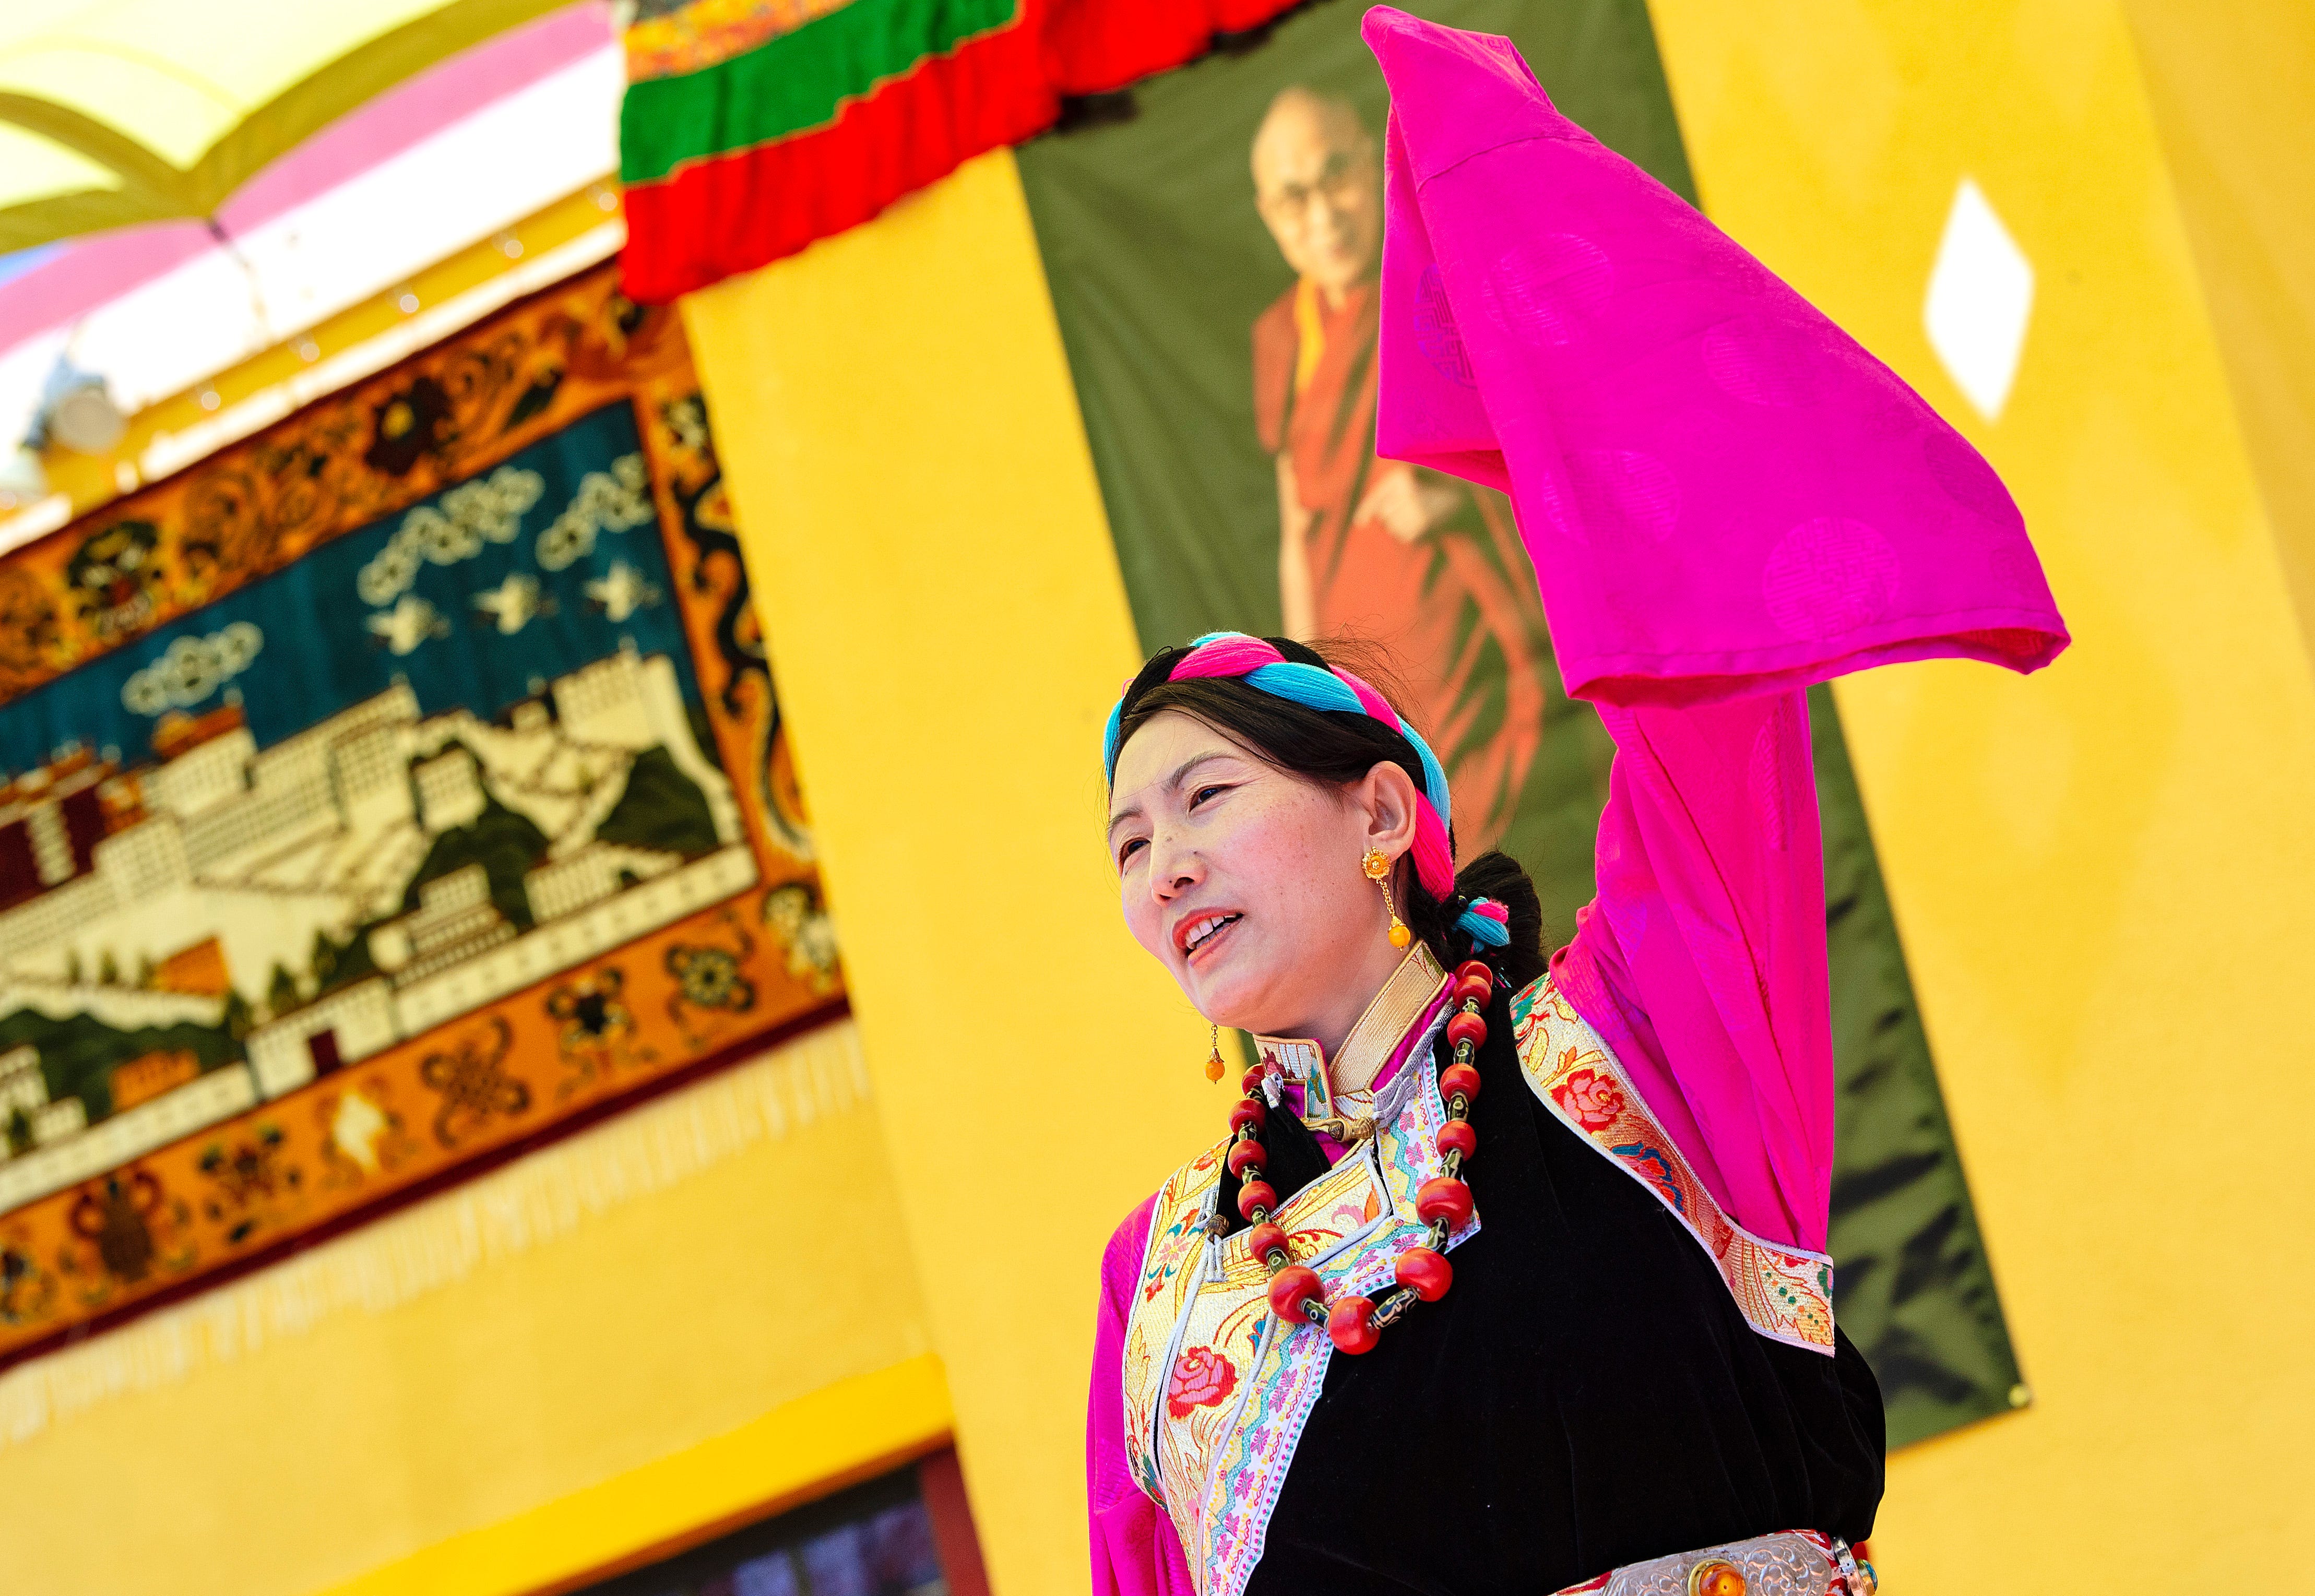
xmin=1453 ymin=976 xmax=1491 ymax=1010
xmin=1237 ymin=1179 xmax=1278 ymax=1219
xmin=1240 ymin=1068 xmax=1267 ymax=1099
xmin=1445 ymin=1011 xmax=1488 ymax=1050
xmin=1266 ymin=1264 xmax=1323 ymax=1320
xmin=1395 ymin=1246 xmax=1453 ymax=1302
xmin=1226 ymin=1139 xmax=1267 ymax=1178
xmin=1415 ymin=1175 xmax=1474 ymax=1225
xmin=1326 ymin=1294 xmax=1380 ymax=1354
xmin=1439 ymin=1063 xmax=1482 ymax=1104
xmin=1245 ymin=1222 xmax=1290 ymax=1265
xmin=1229 ymin=1099 xmax=1267 ymax=1133
xmin=1435 ymin=1118 xmax=1477 ymax=1160
xmin=1454 ymin=959 xmax=1494 ymax=992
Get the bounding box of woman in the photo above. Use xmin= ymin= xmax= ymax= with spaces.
xmin=1085 ymin=12 xmax=2068 ymax=1596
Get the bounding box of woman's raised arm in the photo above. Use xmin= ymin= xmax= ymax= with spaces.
xmin=1361 ymin=6 xmax=2068 ymax=1250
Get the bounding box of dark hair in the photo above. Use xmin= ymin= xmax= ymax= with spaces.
xmin=1111 ymin=634 xmax=1548 ymax=991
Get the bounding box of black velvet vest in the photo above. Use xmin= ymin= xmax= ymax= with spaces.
xmin=1234 ymin=982 xmax=1884 ymax=1595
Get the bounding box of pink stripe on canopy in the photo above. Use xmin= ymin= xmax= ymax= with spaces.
xmin=0 ymin=2 xmax=612 ymax=355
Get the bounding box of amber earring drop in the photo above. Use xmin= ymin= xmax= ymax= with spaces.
xmin=1205 ymin=1022 xmax=1227 ymax=1083
xmin=1363 ymin=847 xmax=1411 ymax=948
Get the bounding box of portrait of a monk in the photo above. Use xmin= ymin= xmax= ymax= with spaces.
xmin=1249 ymin=85 xmax=1556 ymax=855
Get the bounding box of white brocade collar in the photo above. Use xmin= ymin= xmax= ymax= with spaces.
xmin=1250 ymin=943 xmax=1449 ymax=1124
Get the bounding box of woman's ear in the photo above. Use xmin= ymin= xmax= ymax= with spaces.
xmin=1357 ymin=760 xmax=1423 ymax=861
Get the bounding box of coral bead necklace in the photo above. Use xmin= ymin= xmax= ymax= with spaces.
xmin=1225 ymin=957 xmax=1494 ymax=1355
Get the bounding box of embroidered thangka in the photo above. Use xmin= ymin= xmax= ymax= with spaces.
xmin=0 ymin=264 xmax=842 ymax=1369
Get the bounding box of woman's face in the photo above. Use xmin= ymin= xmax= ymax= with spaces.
xmin=1107 ymin=709 xmax=1416 ymax=1041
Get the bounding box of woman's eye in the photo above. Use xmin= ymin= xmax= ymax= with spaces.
xmin=1117 ymin=837 xmax=1147 ymax=865
xmin=1189 ymin=784 xmax=1227 ymax=808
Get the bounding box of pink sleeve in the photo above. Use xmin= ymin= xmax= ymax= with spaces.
xmin=1089 ymin=1194 xmax=1197 ymax=1596
xmin=1361 ymin=9 xmax=2070 ymax=1252
xmin=1548 ymin=693 xmax=1832 ymax=1248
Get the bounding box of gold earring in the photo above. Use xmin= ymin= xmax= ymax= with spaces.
xmin=1205 ymin=1022 xmax=1227 ymax=1084
xmin=1362 ymin=847 xmax=1411 ymax=949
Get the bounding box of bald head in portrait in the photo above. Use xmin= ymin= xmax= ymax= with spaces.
xmin=1249 ymin=85 xmax=1552 ymax=855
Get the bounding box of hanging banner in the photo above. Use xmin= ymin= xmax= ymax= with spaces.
xmin=1017 ymin=0 xmax=2022 ymax=1447
xmin=0 ymin=265 xmax=841 ymax=1370
xmin=616 ymin=0 xmax=1307 ymax=301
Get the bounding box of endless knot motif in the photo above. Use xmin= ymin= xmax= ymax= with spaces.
xmin=418 ymin=1018 xmax=528 ymax=1148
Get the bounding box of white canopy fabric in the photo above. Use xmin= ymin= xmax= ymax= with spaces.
xmin=0 ymin=0 xmax=571 ymax=250
xmin=0 ymin=2 xmax=621 ymax=542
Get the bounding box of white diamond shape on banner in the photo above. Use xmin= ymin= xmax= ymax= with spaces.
xmin=1924 ymin=177 xmax=2035 ymax=421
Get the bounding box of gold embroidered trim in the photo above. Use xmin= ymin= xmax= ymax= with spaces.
xmin=1120 ymin=998 xmax=1477 ymax=1595
xmin=1511 ymin=975 xmax=1836 ymax=1353
xmin=1251 ymin=942 xmax=1446 ymax=1102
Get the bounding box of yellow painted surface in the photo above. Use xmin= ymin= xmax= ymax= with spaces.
xmin=5 ymin=10 xmax=2307 ymax=1596
xmin=1647 ymin=1 xmax=2315 ymax=1586
xmin=0 ymin=1028 xmax=936 ymax=1596
xmin=325 ymin=1354 xmax=953 ymax=1596
xmin=681 ymin=149 xmax=1219 ymax=1596
xmin=2118 ymin=1 xmax=2315 ymax=660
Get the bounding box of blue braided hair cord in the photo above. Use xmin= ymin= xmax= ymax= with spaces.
xmin=1108 ymin=634 xmax=1452 ymax=834
xmin=1238 ymin=661 xmax=1453 ymax=833
xmin=1456 ymin=901 xmax=1512 ymax=947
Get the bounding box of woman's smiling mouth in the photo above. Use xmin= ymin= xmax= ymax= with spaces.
xmin=1180 ymin=912 xmax=1243 ymax=962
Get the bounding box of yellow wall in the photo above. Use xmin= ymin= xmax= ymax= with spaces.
xmin=0 ymin=1024 xmax=949 ymax=1596
xmin=1644 ymin=0 xmax=2315 ymax=1586
xmin=681 ymin=150 xmax=1220 ymax=1596
xmin=10 ymin=9 xmax=2311 ymax=1595
xmin=2117 ymin=2 xmax=2315 ymax=658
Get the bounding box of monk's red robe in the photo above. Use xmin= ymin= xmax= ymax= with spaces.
xmin=1253 ymin=277 xmax=1547 ymax=850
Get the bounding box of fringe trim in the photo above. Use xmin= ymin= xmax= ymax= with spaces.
xmin=0 ymin=1020 xmax=869 ymax=1451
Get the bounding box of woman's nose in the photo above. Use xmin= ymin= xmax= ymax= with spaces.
xmin=1146 ymin=833 xmax=1201 ymax=899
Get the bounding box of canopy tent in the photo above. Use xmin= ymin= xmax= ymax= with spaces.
xmin=0 ymin=0 xmax=571 ymax=251
xmin=0 ymin=2 xmax=621 ymax=544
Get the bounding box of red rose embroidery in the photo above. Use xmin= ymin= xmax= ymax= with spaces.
xmin=1553 ymin=1067 xmax=1625 ymax=1132
xmin=1166 ymin=1344 xmax=1239 ymax=1418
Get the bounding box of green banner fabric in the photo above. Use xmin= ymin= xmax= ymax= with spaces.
xmin=1017 ymin=0 xmax=2021 ymax=1447
xmin=618 ymin=0 xmax=1026 ymax=186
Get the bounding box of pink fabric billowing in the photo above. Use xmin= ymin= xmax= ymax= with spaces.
xmin=1090 ymin=1195 xmax=1195 ymax=1596
xmin=1362 ymin=8 xmax=2065 ymax=707
xmin=1360 ymin=6 xmax=2068 ymax=1252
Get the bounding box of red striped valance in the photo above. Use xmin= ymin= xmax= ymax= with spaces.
xmin=618 ymin=0 xmax=1304 ymax=302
